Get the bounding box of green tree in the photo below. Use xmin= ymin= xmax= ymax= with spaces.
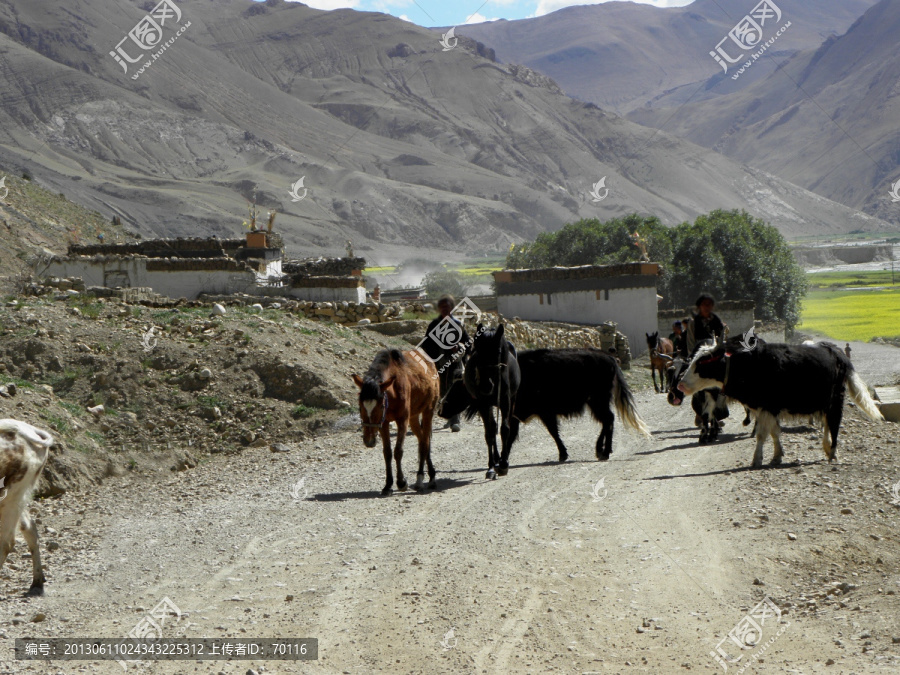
xmin=423 ymin=270 xmax=469 ymax=301
xmin=505 ymin=210 xmax=807 ymax=329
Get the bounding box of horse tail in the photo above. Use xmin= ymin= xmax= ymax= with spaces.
xmin=463 ymin=400 xmax=480 ymax=422
xmin=613 ymin=365 xmax=651 ymax=437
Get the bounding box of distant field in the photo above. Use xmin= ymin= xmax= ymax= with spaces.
xmin=807 ymin=269 xmax=898 ymax=289
xmin=800 ymin=287 xmax=900 ymax=342
xmin=366 ymin=258 xmax=505 ymax=289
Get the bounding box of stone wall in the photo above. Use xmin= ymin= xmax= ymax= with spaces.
xmin=284 ymin=257 xmax=366 ymax=278
xmin=480 ymin=317 xmax=632 ymax=369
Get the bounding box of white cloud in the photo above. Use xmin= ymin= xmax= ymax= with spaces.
xmin=534 ymin=0 xmax=693 ymax=18
xmin=398 ymin=13 xmax=411 ymax=22
xmin=465 ymin=12 xmax=501 ymax=24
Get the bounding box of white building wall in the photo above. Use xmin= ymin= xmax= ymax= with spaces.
xmin=44 ymin=259 xmax=257 ymax=300
xmin=498 ymin=286 xmax=658 ymax=356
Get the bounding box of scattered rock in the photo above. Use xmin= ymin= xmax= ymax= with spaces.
xmin=212 ymin=303 xmax=226 ymax=316
xmin=271 ymin=443 xmax=291 ymax=453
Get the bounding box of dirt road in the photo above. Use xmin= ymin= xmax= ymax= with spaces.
xmin=3 ymin=385 xmax=900 ymax=674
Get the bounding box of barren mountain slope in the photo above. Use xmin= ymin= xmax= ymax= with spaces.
xmin=626 ymin=0 xmax=900 ymax=223
xmin=0 ymin=0 xmax=889 ymax=262
xmin=458 ymin=0 xmax=879 ymax=115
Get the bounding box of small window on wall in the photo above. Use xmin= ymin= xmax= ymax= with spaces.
xmin=539 ymin=293 xmax=544 ymax=305
xmin=605 ymin=289 xmax=609 ymax=301
xmin=547 ymin=294 xmax=552 ymax=305
xmin=104 ymin=271 xmax=130 ymax=288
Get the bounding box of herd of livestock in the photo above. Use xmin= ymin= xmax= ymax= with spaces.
xmin=0 ymin=321 xmax=885 ymax=595
xmin=351 ymin=323 xmax=885 ymax=495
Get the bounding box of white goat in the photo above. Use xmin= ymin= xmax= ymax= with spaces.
xmin=0 ymin=419 xmax=53 ymax=594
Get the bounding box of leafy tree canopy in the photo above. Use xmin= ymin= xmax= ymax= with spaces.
xmin=505 ymin=210 xmax=807 ymax=328
xmin=423 ymin=269 xmax=469 ymax=301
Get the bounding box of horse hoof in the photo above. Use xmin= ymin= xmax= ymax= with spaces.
xmin=558 ymin=454 xmax=569 ymax=463
xmin=597 ymin=453 xmax=611 ymax=462
xmin=770 ymin=456 xmax=783 ymax=466
xmin=26 ymin=583 xmax=45 ymax=597
xmin=486 ymin=469 xmax=496 ymax=480
xmin=381 ymin=487 xmax=393 ymax=496
xmin=496 ymin=465 xmax=509 ymax=477
xmin=397 ymin=479 xmax=408 ymax=491
xmin=414 ymin=483 xmax=425 ymax=493
xmin=428 ymin=481 xmax=437 ymax=490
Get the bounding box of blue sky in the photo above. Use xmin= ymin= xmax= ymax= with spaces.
xmin=273 ymin=1 xmax=694 ymax=27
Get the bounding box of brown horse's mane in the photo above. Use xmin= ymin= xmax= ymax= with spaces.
xmin=360 ymin=349 xmax=406 ymax=399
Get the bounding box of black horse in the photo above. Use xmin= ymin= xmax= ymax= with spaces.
xmin=506 ymin=348 xmax=650 ymax=465
xmin=458 ymin=324 xmax=521 ymax=479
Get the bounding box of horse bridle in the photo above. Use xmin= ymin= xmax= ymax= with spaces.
xmin=361 ymin=391 xmax=389 ymax=429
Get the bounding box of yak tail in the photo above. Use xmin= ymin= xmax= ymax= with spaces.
xmin=613 ymin=366 xmax=651 ymax=438
xmin=846 ymin=370 xmax=884 ymax=421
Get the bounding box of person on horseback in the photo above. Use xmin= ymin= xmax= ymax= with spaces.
xmin=686 ymin=293 xmax=727 ymax=355
xmin=421 ymin=295 xmax=470 ymax=432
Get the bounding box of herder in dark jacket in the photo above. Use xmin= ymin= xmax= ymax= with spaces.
xmin=686 ymin=293 xmax=727 ymax=355
xmin=668 ymin=320 xmax=687 ymax=359
xmin=420 ymin=295 xmax=470 ymax=432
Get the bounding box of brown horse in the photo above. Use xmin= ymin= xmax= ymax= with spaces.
xmin=352 ymin=349 xmax=440 ymax=496
xmin=646 ymin=331 xmax=674 ymax=393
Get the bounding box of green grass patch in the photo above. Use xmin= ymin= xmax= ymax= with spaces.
xmin=799 ymin=287 xmax=900 ymax=342
xmin=807 ymin=270 xmax=898 ymax=289
xmin=59 ymin=401 xmax=84 ymax=417
xmin=197 ymin=395 xmax=228 ymax=410
xmin=42 ymin=413 xmax=70 ymax=434
xmin=0 ymin=375 xmax=34 ymax=389
xmin=291 ymin=404 xmax=318 ymax=418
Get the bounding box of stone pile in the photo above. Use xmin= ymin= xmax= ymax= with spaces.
xmin=300 ymin=300 xmax=427 ymax=324
xmin=197 ymin=295 xmax=433 ymax=324
xmin=483 ymin=318 xmax=632 ymax=369
xmin=22 ymin=276 xmax=86 ymax=296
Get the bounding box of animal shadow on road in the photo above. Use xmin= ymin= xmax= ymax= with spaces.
xmin=635 ymin=432 xmax=747 ymax=456
xmin=312 ymin=477 xmax=474 ymax=501
xmin=441 ymin=458 xmax=596 ymax=475
xmin=643 ymin=459 xmax=824 ymax=482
